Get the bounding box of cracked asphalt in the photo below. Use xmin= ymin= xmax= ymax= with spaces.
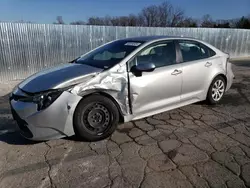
xmin=1 ymin=61 xmax=250 ymax=188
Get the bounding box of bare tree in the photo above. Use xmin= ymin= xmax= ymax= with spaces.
xmin=201 ymin=14 xmax=215 ymax=28
xmin=70 ymin=21 xmax=86 ymax=25
xmin=140 ymin=1 xmax=185 ymax=27
xmin=177 ymin=17 xmax=198 ymax=27
xmin=84 ymin=1 xmax=185 ymax=27
xmin=213 ymin=20 xmax=230 ymax=28
xmin=158 ymin=1 xmax=172 ymax=26
xmin=54 ymin=16 xmax=65 ymax=24
xmin=109 ymin=16 xmax=127 ymax=26
xmin=82 ymin=1 xmax=249 ymax=28
xmin=169 ymin=7 xmax=185 ymax=27
xmin=86 ymin=15 xmax=139 ymax=26
xmin=118 ymin=16 xmax=129 ymax=26
xmin=235 ymin=16 xmax=250 ymax=29
xmin=103 ymin=16 xmax=112 ymax=26
xmin=87 ymin=17 xmax=105 ymax=25
xmin=109 ymin=17 xmax=119 ymax=26
xmin=141 ymin=5 xmax=159 ymax=27
xmin=14 ymin=20 xmax=33 ymax=23
xmin=127 ymin=14 xmax=139 ymax=26
xmin=136 ymin=13 xmax=146 ymax=26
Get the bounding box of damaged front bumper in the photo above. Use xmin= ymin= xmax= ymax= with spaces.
xmin=9 ymin=64 xmax=131 ymax=141
xmin=10 ymin=91 xmax=81 ymax=141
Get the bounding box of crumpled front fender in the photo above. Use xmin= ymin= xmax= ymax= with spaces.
xmin=71 ymin=65 xmax=130 ymax=116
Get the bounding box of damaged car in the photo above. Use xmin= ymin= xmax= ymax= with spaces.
xmin=9 ymin=36 xmax=234 ymax=141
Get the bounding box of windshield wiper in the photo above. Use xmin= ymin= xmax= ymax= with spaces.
xmin=69 ymin=57 xmax=80 ymax=64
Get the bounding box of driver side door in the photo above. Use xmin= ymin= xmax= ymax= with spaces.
xmin=128 ymin=40 xmax=183 ymax=120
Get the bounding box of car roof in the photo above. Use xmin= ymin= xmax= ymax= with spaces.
xmin=122 ymin=35 xmax=195 ymax=42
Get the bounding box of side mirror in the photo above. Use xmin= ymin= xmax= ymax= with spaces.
xmin=131 ymin=62 xmax=156 ymax=74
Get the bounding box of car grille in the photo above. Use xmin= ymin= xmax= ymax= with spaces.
xmin=10 ymin=93 xmax=27 ymax=101
xmin=10 ymin=87 xmax=34 ymax=102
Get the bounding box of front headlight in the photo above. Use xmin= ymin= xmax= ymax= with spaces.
xmin=18 ymin=85 xmax=75 ymax=111
xmin=33 ymin=90 xmax=63 ymax=111
xmin=18 ymin=90 xmax=63 ymax=111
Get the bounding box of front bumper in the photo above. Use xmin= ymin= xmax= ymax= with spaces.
xmin=10 ymin=92 xmax=82 ymax=141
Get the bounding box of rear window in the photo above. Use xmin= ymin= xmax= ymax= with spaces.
xmin=179 ymin=41 xmax=216 ymax=62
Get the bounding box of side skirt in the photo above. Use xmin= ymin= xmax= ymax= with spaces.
xmin=123 ymin=98 xmax=201 ymax=122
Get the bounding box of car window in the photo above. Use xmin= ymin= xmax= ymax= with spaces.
xmin=76 ymin=40 xmax=144 ymax=69
xmin=130 ymin=41 xmax=176 ymax=69
xmin=179 ymin=41 xmax=215 ymax=62
xmin=93 ymin=51 xmax=126 ymax=61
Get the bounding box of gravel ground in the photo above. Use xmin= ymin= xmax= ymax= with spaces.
xmin=0 ymin=61 xmax=250 ymax=188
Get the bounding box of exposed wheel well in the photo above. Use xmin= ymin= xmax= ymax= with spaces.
xmin=76 ymin=92 xmax=124 ymax=123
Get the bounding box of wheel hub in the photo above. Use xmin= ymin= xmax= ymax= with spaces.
xmin=83 ymin=103 xmax=111 ymax=134
xmin=87 ymin=110 xmax=104 ymax=127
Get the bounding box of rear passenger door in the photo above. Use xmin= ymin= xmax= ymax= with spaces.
xmin=177 ymin=40 xmax=217 ymax=103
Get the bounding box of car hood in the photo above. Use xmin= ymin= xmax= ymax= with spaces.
xmin=18 ymin=63 xmax=103 ymax=93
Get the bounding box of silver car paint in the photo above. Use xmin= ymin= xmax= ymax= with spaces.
xmin=11 ymin=91 xmax=82 ymax=140
xmin=128 ymin=63 xmax=182 ymax=119
xmin=180 ymin=56 xmax=223 ymax=103
xmin=10 ymin=36 xmax=234 ymax=140
xmin=18 ymin=63 xmax=102 ymax=93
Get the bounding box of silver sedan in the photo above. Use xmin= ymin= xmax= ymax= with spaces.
xmin=9 ymin=36 xmax=234 ymax=141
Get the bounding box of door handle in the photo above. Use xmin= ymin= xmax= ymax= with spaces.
xmin=205 ymin=62 xmax=212 ymax=67
xmin=171 ymin=69 xmax=182 ymax=75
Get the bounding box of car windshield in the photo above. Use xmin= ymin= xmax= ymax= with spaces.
xmin=75 ymin=40 xmax=144 ymax=69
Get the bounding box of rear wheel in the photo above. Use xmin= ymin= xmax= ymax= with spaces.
xmin=206 ymin=76 xmax=226 ymax=105
xmin=73 ymin=95 xmax=119 ymax=141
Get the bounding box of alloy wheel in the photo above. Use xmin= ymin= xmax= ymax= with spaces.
xmin=212 ymin=79 xmax=225 ymax=101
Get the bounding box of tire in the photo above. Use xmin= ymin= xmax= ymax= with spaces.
xmin=73 ymin=94 xmax=120 ymax=141
xmin=206 ymin=76 xmax=226 ymax=105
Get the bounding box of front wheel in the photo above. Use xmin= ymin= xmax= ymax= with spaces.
xmin=206 ymin=76 xmax=226 ymax=105
xmin=73 ymin=95 xmax=120 ymax=141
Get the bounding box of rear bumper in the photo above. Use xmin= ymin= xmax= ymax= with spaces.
xmin=9 ymin=92 xmax=82 ymax=141
xmin=226 ymin=63 xmax=234 ymax=91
